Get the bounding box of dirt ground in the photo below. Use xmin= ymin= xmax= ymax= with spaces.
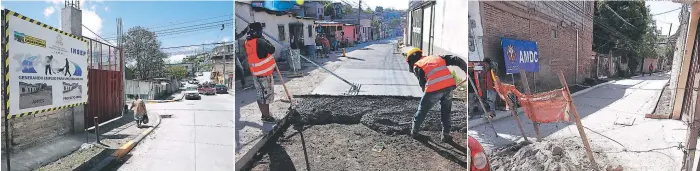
xmin=653 ymin=83 xmax=673 ymax=116
xmin=489 ymin=138 xmax=621 ymax=171
xmin=247 ymin=96 xmax=471 ymax=170
xmin=37 ymin=144 xmax=107 ymax=171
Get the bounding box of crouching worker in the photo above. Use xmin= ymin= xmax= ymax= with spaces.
xmin=405 ymin=48 xmax=470 ymax=143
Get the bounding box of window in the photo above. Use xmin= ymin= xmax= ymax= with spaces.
xmin=552 ymin=29 xmax=557 ymax=39
xmin=337 ymin=26 xmax=342 ymax=30
xmin=308 ymin=25 xmax=313 ymax=37
xmin=278 ymin=25 xmax=286 ymax=41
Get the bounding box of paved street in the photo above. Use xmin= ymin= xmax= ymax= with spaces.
xmin=468 ymin=73 xmax=685 ymax=170
xmin=115 ymin=93 xmax=234 ymax=171
xmin=311 ymin=39 xmax=423 ymax=97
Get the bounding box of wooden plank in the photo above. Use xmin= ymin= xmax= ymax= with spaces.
xmin=558 ymin=71 xmax=596 ymax=167
xmin=493 ymin=71 xmax=529 ymax=142
xmin=520 ymin=69 xmax=541 ymax=142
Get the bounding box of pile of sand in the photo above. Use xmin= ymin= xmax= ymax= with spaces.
xmin=488 ymin=139 xmax=620 ymax=171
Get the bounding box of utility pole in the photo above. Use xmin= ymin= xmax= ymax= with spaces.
xmin=358 ymin=0 xmax=361 ymax=39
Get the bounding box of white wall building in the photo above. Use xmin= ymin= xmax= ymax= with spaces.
xmin=235 ymin=1 xmax=317 ymax=59
xmin=405 ymin=0 xmax=470 ymax=59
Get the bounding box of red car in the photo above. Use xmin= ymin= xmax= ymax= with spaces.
xmin=198 ymin=84 xmax=216 ymax=95
xmin=468 ymin=135 xmax=490 ymax=171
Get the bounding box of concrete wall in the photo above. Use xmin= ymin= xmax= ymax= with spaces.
xmin=642 ymin=58 xmax=659 ymax=73
xmin=342 ymin=25 xmax=356 ymax=42
xmin=124 ymin=80 xmax=180 ymax=100
xmin=10 ymin=107 xmax=80 ymax=151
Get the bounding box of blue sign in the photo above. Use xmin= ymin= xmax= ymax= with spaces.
xmin=501 ymin=38 xmax=539 ymax=74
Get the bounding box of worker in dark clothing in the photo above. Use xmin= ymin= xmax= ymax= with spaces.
xmin=405 ymin=47 xmax=470 ymax=143
xmin=245 ymin=22 xmax=278 ymax=123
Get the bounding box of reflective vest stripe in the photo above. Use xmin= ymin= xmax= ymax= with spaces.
xmin=251 ymin=56 xmax=274 ymax=67
xmin=425 ymin=66 xmax=447 ymax=78
xmin=246 ymin=38 xmax=276 ymax=76
xmin=252 ymin=64 xmax=276 ymax=76
xmin=414 ymin=55 xmax=456 ymax=93
xmin=425 ymin=74 xmax=453 ymax=87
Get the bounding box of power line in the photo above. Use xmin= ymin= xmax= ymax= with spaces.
xmin=604 ymin=4 xmax=636 ymax=28
xmin=104 ymin=19 xmax=233 ymax=40
xmin=101 ymin=13 xmax=233 ymax=37
xmin=82 ymin=24 xmax=116 ymax=46
xmin=160 ymin=41 xmax=233 ymax=50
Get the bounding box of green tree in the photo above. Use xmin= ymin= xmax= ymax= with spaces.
xmin=122 ymin=26 xmax=168 ymax=79
xmin=593 ymin=1 xmax=658 ymax=75
xmin=166 ymin=66 xmax=188 ymax=80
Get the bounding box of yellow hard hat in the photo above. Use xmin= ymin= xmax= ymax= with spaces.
xmin=406 ymin=47 xmax=422 ymax=61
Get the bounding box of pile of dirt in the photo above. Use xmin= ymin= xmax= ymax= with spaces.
xmin=489 ymin=139 xmax=617 ymax=171
xmin=294 ymin=95 xmax=469 ymax=135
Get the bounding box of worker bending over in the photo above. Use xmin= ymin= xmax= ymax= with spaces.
xmin=405 ymin=48 xmax=469 ymax=142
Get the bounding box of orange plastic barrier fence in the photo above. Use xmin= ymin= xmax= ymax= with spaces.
xmin=491 ymin=71 xmax=571 ymax=123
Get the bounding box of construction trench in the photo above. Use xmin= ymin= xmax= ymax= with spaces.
xmin=243 ymin=95 xmax=471 ymax=170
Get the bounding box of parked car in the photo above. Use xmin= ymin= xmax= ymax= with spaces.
xmin=184 ymin=86 xmax=201 ymax=100
xmin=215 ymin=84 xmax=228 ymax=94
xmin=199 ymin=84 xmax=216 ymax=95
xmin=468 ymin=135 xmax=490 ymax=171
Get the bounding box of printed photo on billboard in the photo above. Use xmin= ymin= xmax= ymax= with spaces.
xmin=18 ymin=82 xmax=53 ymax=109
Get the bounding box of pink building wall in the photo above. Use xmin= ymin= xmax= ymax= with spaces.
xmin=342 ymin=25 xmax=356 ymax=42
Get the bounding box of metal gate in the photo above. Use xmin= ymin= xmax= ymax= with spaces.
xmin=85 ymin=38 xmax=124 ymax=128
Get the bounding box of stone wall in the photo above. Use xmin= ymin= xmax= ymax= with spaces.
xmin=480 ymin=1 xmax=595 ymax=92
xmin=9 ymin=106 xmax=81 ymax=151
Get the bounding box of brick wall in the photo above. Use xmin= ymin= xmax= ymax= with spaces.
xmin=9 ymin=107 xmax=79 ymax=151
xmin=480 ymin=1 xmax=594 ymax=92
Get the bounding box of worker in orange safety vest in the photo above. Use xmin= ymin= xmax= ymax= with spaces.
xmin=245 ymin=22 xmax=278 ymax=123
xmin=405 ymin=47 xmax=470 ymax=142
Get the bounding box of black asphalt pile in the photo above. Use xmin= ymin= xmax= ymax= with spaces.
xmin=247 ymin=95 xmax=472 ymax=171
xmin=294 ymin=95 xmax=469 ymax=135
xmin=251 ymin=124 xmax=469 ymax=171
xmin=489 ymin=138 xmax=616 ymax=171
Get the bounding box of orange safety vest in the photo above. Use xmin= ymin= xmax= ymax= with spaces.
xmin=414 ymin=56 xmax=456 ymax=93
xmin=245 ymin=38 xmax=276 ymax=76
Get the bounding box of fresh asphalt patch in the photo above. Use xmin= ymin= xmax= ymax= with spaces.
xmin=247 ymin=96 xmax=470 ymax=170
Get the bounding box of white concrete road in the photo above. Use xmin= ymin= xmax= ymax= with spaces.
xmin=310 ymin=39 xmax=424 ymax=97
xmin=115 ymin=93 xmax=234 ymax=171
xmin=468 ymin=73 xmax=686 ymax=170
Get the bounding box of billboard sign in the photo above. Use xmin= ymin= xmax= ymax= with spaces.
xmin=501 ymin=37 xmax=539 ymax=74
xmin=3 ymin=9 xmax=89 ymax=119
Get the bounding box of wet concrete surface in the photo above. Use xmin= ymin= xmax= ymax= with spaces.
xmin=295 ymin=95 xmax=469 ymax=134
xmin=247 ymin=96 xmax=471 ymax=170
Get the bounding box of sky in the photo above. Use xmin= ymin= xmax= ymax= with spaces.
xmin=1 ymin=0 xmax=233 ymax=63
xmin=336 ymin=0 xmax=409 ymax=10
xmin=647 ymin=1 xmax=683 ymax=36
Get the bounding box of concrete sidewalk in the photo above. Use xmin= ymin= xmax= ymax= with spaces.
xmin=1 ymin=110 xmax=161 ymax=171
xmin=468 ymin=73 xmax=684 ymax=170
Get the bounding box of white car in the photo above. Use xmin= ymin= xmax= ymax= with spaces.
xmin=184 ymin=86 xmax=201 ymax=100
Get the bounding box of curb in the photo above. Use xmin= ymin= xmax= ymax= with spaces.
xmin=145 ymin=93 xmax=185 ymax=103
xmin=235 ymin=108 xmax=294 ymax=171
xmin=90 ymin=113 xmax=163 ymax=171
xmin=468 ymin=79 xmax=616 ymax=128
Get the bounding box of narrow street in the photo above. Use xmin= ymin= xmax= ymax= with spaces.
xmin=468 ymin=73 xmax=685 ymax=170
xmin=114 ymin=93 xmax=234 ymax=170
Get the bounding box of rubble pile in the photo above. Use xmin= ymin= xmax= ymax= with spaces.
xmin=489 ymin=139 xmax=613 ymax=171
